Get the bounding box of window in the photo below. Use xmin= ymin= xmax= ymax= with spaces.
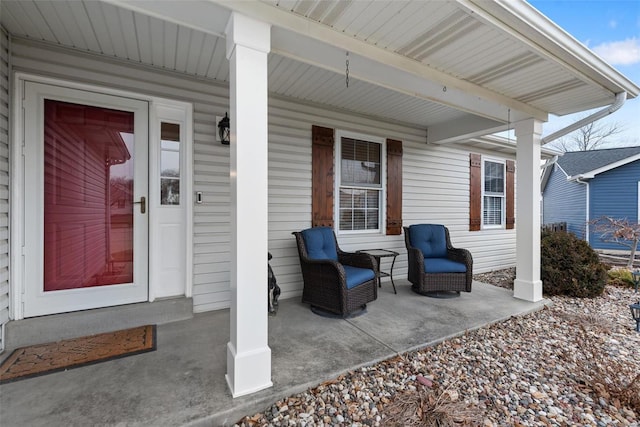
xmin=311 ymin=125 xmax=402 ymax=235
xmin=482 ymin=160 xmax=505 ymax=227
xmin=337 ymin=135 xmax=383 ymax=232
xmin=160 ymin=122 xmax=180 ymax=205
xmin=469 ymin=153 xmax=514 ymax=231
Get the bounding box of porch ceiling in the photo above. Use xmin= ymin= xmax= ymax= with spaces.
xmin=0 ymin=0 xmax=469 ymax=128
xmin=2 ymin=0 xmax=638 ymax=142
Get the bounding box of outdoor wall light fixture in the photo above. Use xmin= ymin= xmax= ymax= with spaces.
xmin=632 ymin=269 xmax=640 ymax=293
xmin=217 ymin=112 xmax=230 ymax=145
xmin=630 ymin=301 xmax=640 ymax=332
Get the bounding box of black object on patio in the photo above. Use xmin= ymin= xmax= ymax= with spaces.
xmin=404 ymin=224 xmax=473 ymax=297
xmin=292 ymin=227 xmax=378 ymax=317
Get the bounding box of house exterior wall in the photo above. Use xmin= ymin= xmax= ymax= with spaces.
xmin=542 ymin=164 xmax=587 ymax=238
xmin=11 ymin=39 xmax=230 ymax=313
xmin=9 ymin=39 xmax=517 ymax=315
xmin=0 ymin=28 xmax=10 ymax=329
xmin=589 ymin=159 xmax=640 ymax=250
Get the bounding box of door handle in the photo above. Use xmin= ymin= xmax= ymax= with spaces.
xmin=133 ymin=196 xmax=146 ymax=214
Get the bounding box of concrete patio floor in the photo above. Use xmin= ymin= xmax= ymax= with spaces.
xmin=0 ymin=280 xmax=548 ymax=427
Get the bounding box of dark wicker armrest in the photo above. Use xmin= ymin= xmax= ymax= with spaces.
xmin=338 ymin=251 xmax=377 ymax=272
xmin=447 ymin=247 xmax=473 ymax=270
xmin=299 ymin=258 xmax=348 ymax=290
xmin=406 ymin=246 xmax=424 ymax=270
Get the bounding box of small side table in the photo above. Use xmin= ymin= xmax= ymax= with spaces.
xmin=357 ymin=249 xmax=399 ymax=294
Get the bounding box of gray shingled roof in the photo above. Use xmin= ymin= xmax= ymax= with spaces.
xmin=557 ymin=146 xmax=640 ymax=177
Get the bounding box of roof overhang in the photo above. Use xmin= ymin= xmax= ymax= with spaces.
xmin=3 ymin=0 xmax=639 ymax=145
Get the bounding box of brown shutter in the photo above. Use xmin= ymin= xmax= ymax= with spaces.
xmin=469 ymin=153 xmax=482 ymax=231
xmin=386 ymin=139 xmax=403 ymax=235
xmin=311 ymin=125 xmax=334 ymax=228
xmin=506 ymin=160 xmax=515 ymax=229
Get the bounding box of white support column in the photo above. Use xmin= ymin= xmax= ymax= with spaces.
xmin=514 ymin=118 xmax=544 ymax=302
xmin=225 ymin=13 xmax=272 ymax=398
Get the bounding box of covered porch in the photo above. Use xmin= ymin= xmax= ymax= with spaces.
xmin=1 ymin=0 xmax=638 ymax=402
xmin=0 ymin=279 xmax=547 ymax=426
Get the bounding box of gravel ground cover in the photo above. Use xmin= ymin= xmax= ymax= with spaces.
xmin=235 ymin=271 xmax=640 ymax=426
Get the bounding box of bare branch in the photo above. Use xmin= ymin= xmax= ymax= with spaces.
xmin=590 ymin=216 xmax=640 ymax=268
xmin=547 ymin=119 xmax=625 ymax=152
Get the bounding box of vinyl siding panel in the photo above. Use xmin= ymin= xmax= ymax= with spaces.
xmin=11 ymin=39 xmax=230 ymax=314
xmin=10 ymin=39 xmax=518 ymax=315
xmin=589 ymin=160 xmax=640 ymax=250
xmin=267 ymin=98 xmax=518 ymax=304
xmin=0 ymin=27 xmax=10 ymax=330
xmin=542 ymin=164 xmax=587 ymax=238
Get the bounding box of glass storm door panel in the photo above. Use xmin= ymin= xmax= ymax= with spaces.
xmin=23 ymin=82 xmax=149 ymax=317
xmin=43 ymin=100 xmax=135 ymax=291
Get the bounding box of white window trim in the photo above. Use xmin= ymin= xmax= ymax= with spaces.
xmin=334 ymin=130 xmax=386 ymax=235
xmin=481 ymin=156 xmax=506 ymax=230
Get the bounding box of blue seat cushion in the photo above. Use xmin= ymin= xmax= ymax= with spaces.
xmin=409 ymin=224 xmax=447 ymax=258
xmin=343 ymin=265 xmax=376 ymax=289
xmin=301 ymin=227 xmax=338 ymax=261
xmin=424 ymin=257 xmax=467 ymax=274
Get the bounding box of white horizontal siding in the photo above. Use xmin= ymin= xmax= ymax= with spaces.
xmin=266 ymin=96 xmax=518 ymax=302
xmin=10 ymin=39 xmax=231 ymax=313
xmin=0 ymin=27 xmax=10 ymax=330
xmin=9 ymin=38 xmax=518 ymax=316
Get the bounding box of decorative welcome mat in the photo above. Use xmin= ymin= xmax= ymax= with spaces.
xmin=0 ymin=325 xmax=156 ymax=384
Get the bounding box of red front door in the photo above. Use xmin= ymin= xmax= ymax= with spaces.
xmin=23 ymin=82 xmax=149 ymax=317
xmin=44 ymin=100 xmax=135 ymax=291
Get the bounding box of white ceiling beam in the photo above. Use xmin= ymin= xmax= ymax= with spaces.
xmin=270 ymin=28 xmax=533 ymax=125
xmin=216 ymin=0 xmax=547 ymax=122
xmin=427 ymin=116 xmax=507 ymax=144
xmin=107 ymin=0 xmax=547 ymax=123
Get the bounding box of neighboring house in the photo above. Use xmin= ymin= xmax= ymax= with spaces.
xmin=0 ymin=0 xmax=638 ymax=397
xmin=542 ymin=146 xmax=640 ymax=249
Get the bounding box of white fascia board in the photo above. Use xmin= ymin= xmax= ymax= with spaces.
xmin=556 ymin=162 xmax=579 ymax=181
xmin=212 ymin=0 xmax=548 ymax=122
xmin=554 ymin=164 xmax=570 ymax=180
xmin=462 ymin=0 xmax=640 ymax=98
xmin=571 ymin=153 xmax=640 ymax=180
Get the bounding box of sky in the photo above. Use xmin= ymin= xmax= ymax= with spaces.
xmin=527 ymin=0 xmax=640 ymax=149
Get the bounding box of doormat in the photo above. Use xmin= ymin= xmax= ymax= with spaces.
xmin=0 ymin=325 xmax=156 ymax=384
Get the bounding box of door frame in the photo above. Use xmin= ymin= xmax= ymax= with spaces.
xmin=11 ymin=73 xmax=193 ymax=320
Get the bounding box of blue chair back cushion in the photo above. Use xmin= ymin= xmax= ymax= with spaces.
xmin=424 ymin=258 xmax=467 ymax=274
xmin=301 ymin=227 xmax=338 ymax=261
xmin=343 ymin=266 xmax=376 ymax=289
xmin=408 ymin=224 xmax=448 ymax=258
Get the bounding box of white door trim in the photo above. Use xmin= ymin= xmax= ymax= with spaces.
xmin=23 ymin=82 xmax=149 ymax=316
xmin=11 ymin=73 xmax=194 ymax=320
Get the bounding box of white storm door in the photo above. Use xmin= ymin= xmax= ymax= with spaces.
xmin=23 ymin=82 xmax=149 ymax=317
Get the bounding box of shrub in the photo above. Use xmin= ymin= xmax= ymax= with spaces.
xmin=541 ymin=231 xmax=608 ymax=297
xmin=607 ymin=268 xmax=636 ymax=288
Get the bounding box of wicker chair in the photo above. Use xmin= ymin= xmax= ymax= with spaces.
xmin=404 ymin=224 xmax=473 ymax=296
xmin=293 ymin=227 xmax=378 ymax=317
